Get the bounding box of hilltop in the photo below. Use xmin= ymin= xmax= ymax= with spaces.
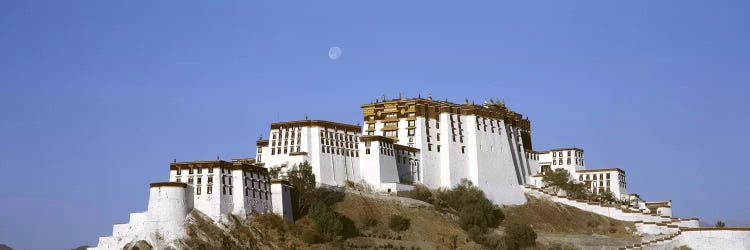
xmin=172 ymin=190 xmax=640 ymax=250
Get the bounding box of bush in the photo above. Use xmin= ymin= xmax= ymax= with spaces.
xmin=435 ymin=179 xmax=504 ymax=233
xmin=673 ymin=246 xmax=692 ymax=250
xmin=469 ymin=230 xmax=506 ymax=249
xmin=388 ymin=215 xmax=410 ymax=232
xmin=301 ymin=229 xmax=321 ymax=244
xmin=400 ymin=184 xmax=432 ymax=203
xmin=307 ymin=202 xmax=344 ymax=241
xmin=505 ymin=223 xmax=536 ymax=249
xmin=715 ymin=221 xmax=726 ymax=228
xmin=360 ymin=213 xmax=378 ymax=229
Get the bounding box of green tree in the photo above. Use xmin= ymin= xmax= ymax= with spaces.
xmin=286 ymin=161 xmax=316 ymax=218
xmin=597 ymin=191 xmax=617 ymax=204
xmin=435 ymin=179 xmax=504 ymax=233
xmin=268 ymin=167 xmax=281 ymax=179
xmin=308 ymin=202 xmax=344 ymax=241
xmin=542 ymin=168 xmax=571 ymax=193
xmin=715 ymin=221 xmax=726 ymax=228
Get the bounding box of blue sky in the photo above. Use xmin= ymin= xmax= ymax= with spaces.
xmin=1 ymin=1 xmax=748 ymax=249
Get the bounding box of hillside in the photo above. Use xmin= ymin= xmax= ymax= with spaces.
xmin=502 ymin=196 xmax=640 ymax=249
xmin=174 ymin=191 xmax=642 ymax=250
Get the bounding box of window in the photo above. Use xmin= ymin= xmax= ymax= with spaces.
xmin=196 ymin=186 xmax=201 ymax=195
xmin=189 ymin=168 xmax=194 ymax=174
xmin=208 ymin=177 xmax=213 ymax=184
xmin=176 ymin=177 xmax=181 ymax=182
xmin=437 ymin=145 xmax=441 ymax=152
xmin=567 ymin=158 xmax=571 ymax=164
xmin=386 ymin=113 xmax=397 ymax=119
xmin=428 ymin=144 xmax=433 ymax=151
xmin=408 ymin=120 xmax=415 ymax=127
xmin=197 ymin=177 xmax=202 ymax=184
xmin=208 ymin=167 xmax=213 ymax=173
xmin=176 ymin=168 xmax=181 ymax=175
xmin=365 ymin=148 xmax=370 ymax=154
xmin=207 ymin=186 xmax=212 ymax=194
xmin=384 ymin=130 xmax=398 ymax=137
xmin=461 ymin=146 xmax=466 ymax=154
xmin=437 ymin=133 xmax=441 ymax=141
xmin=408 ymin=129 xmax=415 ymax=136
xmin=553 ymin=152 xmax=556 ymax=157
xmin=197 ymin=168 xmax=202 ymax=174
xmin=188 ymin=177 xmax=194 ymax=184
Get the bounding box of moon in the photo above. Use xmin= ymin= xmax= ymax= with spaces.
xmin=328 ymin=46 xmax=342 ymax=60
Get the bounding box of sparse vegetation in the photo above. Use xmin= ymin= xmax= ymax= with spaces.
xmin=388 ymin=215 xmax=410 ymax=232
xmin=673 ymin=246 xmax=692 ymax=250
xmin=715 ymin=220 xmax=726 ymax=228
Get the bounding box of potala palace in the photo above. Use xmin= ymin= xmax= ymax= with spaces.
xmin=92 ymin=95 xmax=750 ymax=250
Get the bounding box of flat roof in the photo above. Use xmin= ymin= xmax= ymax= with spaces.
xmin=270 ymin=120 xmax=361 ymax=132
xmin=576 ymin=168 xmax=625 ymax=173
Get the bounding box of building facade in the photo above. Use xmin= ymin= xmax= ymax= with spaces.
xmin=360 ymin=96 xmax=533 ymax=205
xmin=255 ymin=120 xmax=362 ymax=187
xmin=576 ymin=168 xmax=627 ymax=200
xmin=537 ymin=147 xmax=585 ymax=178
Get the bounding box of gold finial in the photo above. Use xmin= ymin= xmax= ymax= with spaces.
xmin=464 ymin=98 xmax=469 ymax=105
xmin=382 ymin=94 xmax=386 ymax=101
xmin=428 ymin=93 xmax=432 ymax=100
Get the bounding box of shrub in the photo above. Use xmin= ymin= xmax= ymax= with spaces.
xmin=436 ymin=179 xmax=504 ymax=233
xmin=360 ymin=213 xmax=378 ymax=229
xmin=468 ymin=230 xmax=506 ymax=249
xmin=301 ymin=229 xmax=321 ymax=244
xmin=252 ymin=212 xmax=287 ymax=231
xmin=715 ymin=221 xmax=726 ymax=228
xmin=673 ymin=246 xmax=692 ymax=250
xmin=388 ymin=215 xmax=410 ymax=232
xmin=505 ymin=223 xmax=536 ymax=249
xmin=307 ymin=202 xmax=344 ymax=241
xmin=400 ymin=184 xmax=432 ymax=203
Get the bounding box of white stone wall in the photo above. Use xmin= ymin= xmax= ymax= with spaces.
xmin=359 ymin=139 xmax=400 ymax=192
xmin=577 ymin=169 xmax=627 ymax=199
xmin=652 ymin=229 xmax=750 ymax=250
xmin=91 ymin=183 xmax=194 ymax=250
xmin=367 ymin=111 xmax=530 ymax=205
xmin=271 ymin=181 xmax=294 ymax=221
xmin=538 ymin=148 xmax=584 ymax=178
xmin=258 ymin=123 xmax=361 ymax=187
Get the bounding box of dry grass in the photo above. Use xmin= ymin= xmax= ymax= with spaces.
xmin=502 ymin=195 xmax=636 ymax=238
xmin=333 ymin=191 xmax=483 ymax=249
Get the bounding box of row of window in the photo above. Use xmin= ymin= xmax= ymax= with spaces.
xmin=552 ymin=150 xmax=583 ymax=158
xmin=321 ymin=146 xmax=359 ymax=157
xmin=176 ymin=167 xmax=231 ymax=175
xmin=272 ymin=128 xmax=301 ymax=140
xmin=552 ymin=158 xmax=585 ymax=166
xmin=193 ymin=185 xmax=271 ymax=200
xmin=271 ymin=146 xmax=300 ymax=155
xmin=320 ymin=130 xmax=358 ymax=142
xmin=271 ymin=139 xmax=300 ymax=147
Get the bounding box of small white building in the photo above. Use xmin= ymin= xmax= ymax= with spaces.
xmin=537 ymin=147 xmax=585 ymax=178
xmin=576 ymin=168 xmax=627 ymax=200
